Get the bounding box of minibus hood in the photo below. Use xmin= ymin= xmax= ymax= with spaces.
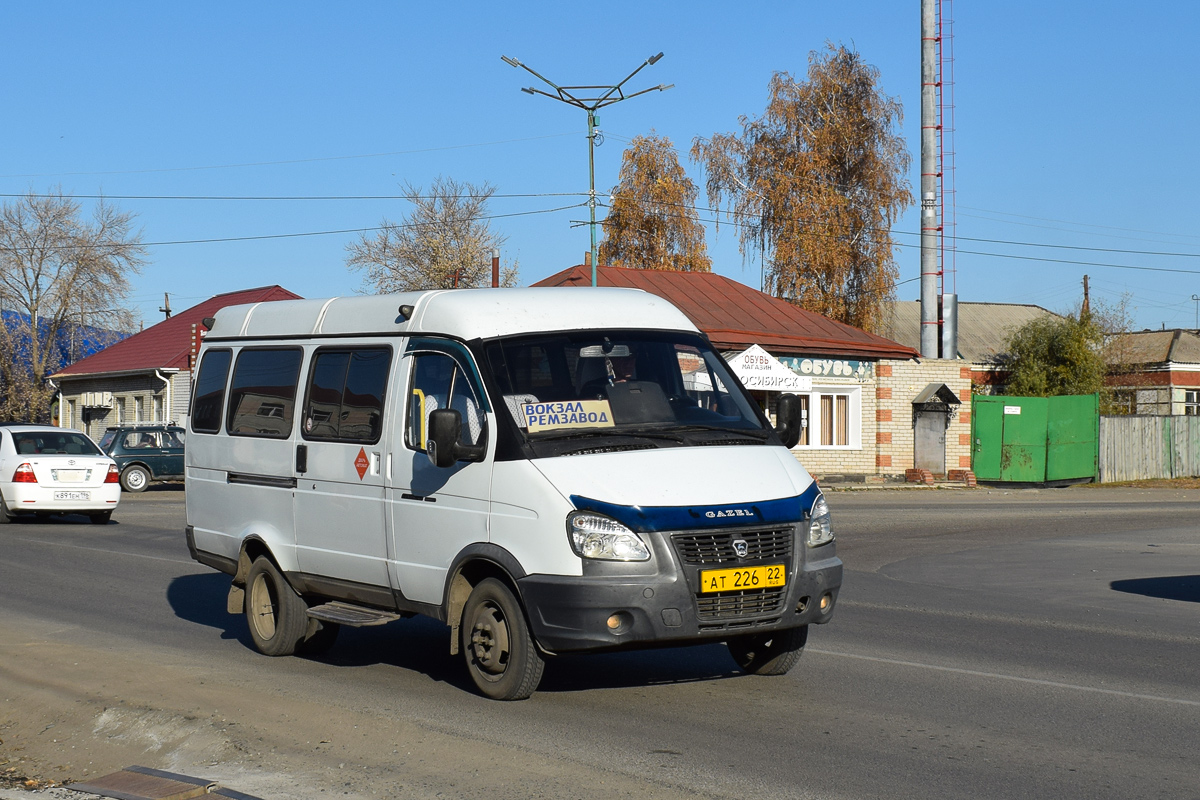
xmin=531 ymin=445 xmax=814 ymax=509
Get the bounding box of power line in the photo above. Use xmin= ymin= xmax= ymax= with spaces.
xmin=0 ymin=203 xmax=586 ymax=252
xmin=0 ymin=191 xmax=588 ymax=202
xmin=0 ymin=133 xmax=580 ymax=178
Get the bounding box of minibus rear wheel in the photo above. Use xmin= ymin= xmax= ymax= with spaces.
xmin=246 ymin=556 xmax=308 ymax=657
xmin=727 ymin=625 xmax=808 ymax=675
xmin=461 ymin=578 xmax=544 ymax=700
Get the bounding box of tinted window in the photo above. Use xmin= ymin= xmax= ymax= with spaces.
xmin=192 ymin=349 xmax=232 ymax=434
xmin=302 ymin=347 xmax=391 ymax=443
xmin=227 ymin=348 xmax=303 ymax=438
xmin=11 ymin=431 xmax=102 ymax=456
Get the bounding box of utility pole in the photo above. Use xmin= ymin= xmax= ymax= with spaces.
xmin=1082 ymin=275 xmax=1090 ymax=318
xmin=1192 ymin=294 xmax=1199 ymax=329
xmin=920 ymin=0 xmax=940 ymax=358
xmin=159 ymin=293 xmax=172 ymax=320
xmin=501 ymin=53 xmax=673 ymax=287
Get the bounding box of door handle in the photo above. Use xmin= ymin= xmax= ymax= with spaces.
xmin=296 ymin=444 xmax=308 ymax=473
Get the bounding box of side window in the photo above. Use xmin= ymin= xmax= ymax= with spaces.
xmin=302 ymin=347 xmax=391 ymax=444
xmin=405 ymin=353 xmax=486 ymax=452
xmin=191 ymin=349 xmax=232 ymax=434
xmin=227 ymin=348 xmax=303 ymax=438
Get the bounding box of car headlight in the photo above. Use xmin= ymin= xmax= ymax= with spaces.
xmin=806 ymin=494 xmax=834 ymax=547
xmin=567 ymin=512 xmax=651 ymax=561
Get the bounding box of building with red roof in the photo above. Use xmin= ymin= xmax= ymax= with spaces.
xmin=535 ymin=265 xmax=917 ymax=360
xmin=51 ymin=286 xmax=300 ymax=438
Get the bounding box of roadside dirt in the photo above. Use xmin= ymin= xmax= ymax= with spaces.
xmin=0 ymin=619 xmax=708 ymax=800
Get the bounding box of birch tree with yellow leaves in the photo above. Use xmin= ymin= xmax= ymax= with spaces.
xmin=692 ymin=43 xmax=910 ymax=333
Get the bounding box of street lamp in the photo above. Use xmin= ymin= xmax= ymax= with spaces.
xmin=1192 ymin=294 xmax=1199 ymax=329
xmin=501 ymin=53 xmax=672 ymax=286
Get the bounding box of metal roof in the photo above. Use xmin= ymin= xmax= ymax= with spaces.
xmin=1111 ymin=329 xmax=1200 ymax=365
xmin=52 ymin=285 xmax=302 ymax=378
xmin=885 ymin=300 xmax=1058 ymax=364
xmin=534 ymin=265 xmax=918 ymax=360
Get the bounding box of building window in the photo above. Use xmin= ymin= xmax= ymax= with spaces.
xmin=1185 ymin=390 xmax=1200 ymax=416
xmin=116 ymin=398 xmax=125 ymax=425
xmin=135 ymin=396 xmax=144 ymax=422
xmin=66 ymin=400 xmax=75 ymax=429
xmin=153 ymin=394 xmax=163 ymax=422
xmin=789 ymin=387 xmax=860 ymax=449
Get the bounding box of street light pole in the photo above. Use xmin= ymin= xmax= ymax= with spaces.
xmin=501 ymin=53 xmax=673 ymax=286
xmin=1192 ymin=294 xmax=1199 ymax=329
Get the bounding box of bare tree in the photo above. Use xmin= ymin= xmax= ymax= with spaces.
xmin=692 ymin=43 xmax=911 ymax=334
xmin=0 ymin=190 xmax=145 ymax=421
xmin=346 ymin=177 xmax=518 ymax=293
xmin=599 ymin=133 xmax=711 ymax=272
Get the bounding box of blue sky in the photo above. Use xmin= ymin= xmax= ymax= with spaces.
xmin=3 ymin=1 xmax=1198 ymax=333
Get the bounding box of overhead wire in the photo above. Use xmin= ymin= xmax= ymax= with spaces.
xmin=0 ymin=133 xmax=581 ymax=179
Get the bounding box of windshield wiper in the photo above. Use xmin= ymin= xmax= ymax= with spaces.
xmin=672 ymin=424 xmax=771 ymax=440
xmin=531 ymin=427 xmax=684 ymax=443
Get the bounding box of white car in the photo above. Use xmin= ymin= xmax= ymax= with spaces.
xmin=0 ymin=424 xmax=121 ymax=524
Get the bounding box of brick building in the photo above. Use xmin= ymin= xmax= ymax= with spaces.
xmin=1106 ymin=329 xmax=1200 ymax=415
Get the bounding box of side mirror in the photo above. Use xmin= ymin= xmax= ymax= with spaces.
xmin=426 ymin=409 xmax=486 ymax=468
xmin=775 ymin=393 xmax=802 ymax=448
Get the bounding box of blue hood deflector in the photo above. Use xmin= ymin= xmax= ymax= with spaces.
xmin=570 ymin=481 xmax=821 ymax=533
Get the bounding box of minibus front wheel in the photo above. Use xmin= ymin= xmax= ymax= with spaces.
xmin=246 ymin=556 xmax=308 ymax=657
xmin=461 ymin=578 xmax=545 ymax=700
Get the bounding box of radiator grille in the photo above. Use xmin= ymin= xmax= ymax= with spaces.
xmin=672 ymin=527 xmax=792 ymax=565
xmin=695 ymin=587 xmax=787 ymax=620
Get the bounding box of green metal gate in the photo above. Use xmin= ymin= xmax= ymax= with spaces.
xmin=972 ymin=394 xmax=1098 ymax=484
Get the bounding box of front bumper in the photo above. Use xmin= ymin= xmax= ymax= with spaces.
xmin=518 ymin=526 xmax=842 ymax=653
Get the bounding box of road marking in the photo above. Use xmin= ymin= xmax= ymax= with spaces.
xmin=810 ymin=648 xmax=1200 ymax=707
xmin=12 ymin=536 xmax=194 ymax=565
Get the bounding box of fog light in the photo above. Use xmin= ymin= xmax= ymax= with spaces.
xmin=606 ymin=611 xmax=632 ymax=634
xmin=819 ymin=592 xmax=833 ymax=611
xmin=796 ymin=596 xmax=810 ymax=613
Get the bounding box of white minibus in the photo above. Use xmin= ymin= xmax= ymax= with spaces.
xmin=185 ymin=287 xmax=841 ymax=699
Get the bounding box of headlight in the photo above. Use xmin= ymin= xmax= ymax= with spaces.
xmin=567 ymin=512 xmax=651 ymax=561
xmin=806 ymin=494 xmax=834 ymax=547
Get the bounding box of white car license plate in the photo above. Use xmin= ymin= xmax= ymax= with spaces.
xmin=54 ymin=491 xmax=90 ymax=501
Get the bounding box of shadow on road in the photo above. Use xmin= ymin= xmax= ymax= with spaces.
xmin=1111 ymin=575 xmax=1200 ymax=603
xmin=166 ymin=573 xmax=747 ymax=694
xmin=166 ymin=572 xmax=254 ymax=647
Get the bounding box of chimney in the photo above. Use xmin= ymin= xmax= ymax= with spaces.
xmin=584 ymin=250 xmax=592 ymax=267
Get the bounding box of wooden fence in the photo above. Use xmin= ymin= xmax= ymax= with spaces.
xmin=1099 ymin=415 xmax=1200 ymax=482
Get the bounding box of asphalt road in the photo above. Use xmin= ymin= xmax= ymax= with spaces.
xmin=1 ymin=485 xmax=1198 ymax=800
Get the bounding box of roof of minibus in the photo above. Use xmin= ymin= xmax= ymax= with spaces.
xmin=207 ymin=287 xmax=700 ymax=341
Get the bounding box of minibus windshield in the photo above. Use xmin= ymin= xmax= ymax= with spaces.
xmin=484 ymin=331 xmax=770 ymax=452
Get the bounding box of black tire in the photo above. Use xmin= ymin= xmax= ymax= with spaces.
xmin=461 ymin=578 xmax=544 ymax=700
xmin=120 ymin=465 xmax=150 ymax=493
xmin=297 ymin=618 xmax=340 ymax=656
xmin=245 ymin=556 xmax=308 ymax=657
xmin=727 ymin=625 xmax=808 ymax=676
xmin=0 ymin=493 xmax=11 ymax=524
xmin=88 ymin=511 xmax=113 ymax=525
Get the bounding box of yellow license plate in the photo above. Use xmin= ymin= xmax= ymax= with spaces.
xmin=699 ymin=564 xmax=786 ymax=593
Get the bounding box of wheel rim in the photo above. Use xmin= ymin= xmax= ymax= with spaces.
xmin=249 ymin=573 xmax=278 ymax=640
xmin=127 ymin=469 xmax=146 ymax=489
xmin=469 ymin=602 xmax=511 ymax=679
